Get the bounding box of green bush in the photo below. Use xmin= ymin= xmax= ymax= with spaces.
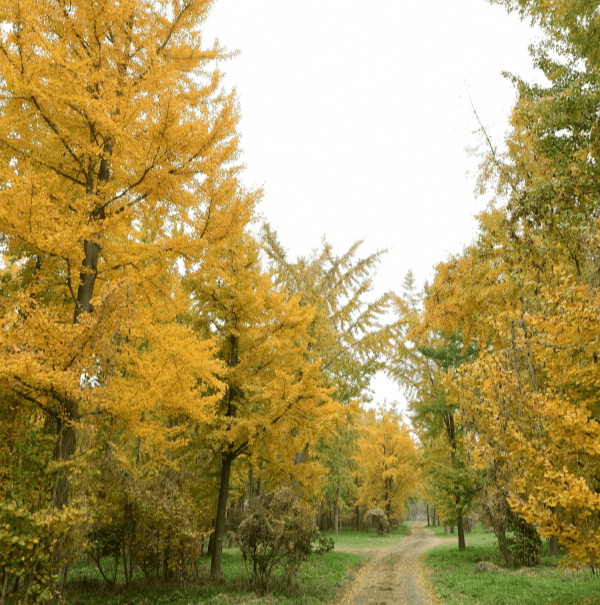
xmin=237 ymin=489 xmax=315 ymax=595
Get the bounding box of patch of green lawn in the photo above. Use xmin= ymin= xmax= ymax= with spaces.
xmin=425 ymin=525 xmax=600 ymax=605
xmin=321 ymin=523 xmax=410 ymax=551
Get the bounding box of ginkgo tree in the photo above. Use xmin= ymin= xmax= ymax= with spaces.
xmin=387 ymin=276 xmax=483 ymax=550
xmin=388 ymin=0 xmax=600 ymax=569
xmin=262 ymin=226 xmax=392 ymax=401
xmin=354 ymin=406 xmax=419 ymax=524
xmin=0 ymin=0 xmax=252 ymax=597
xmin=262 ymin=227 xmax=393 ymax=526
xmin=184 ymin=230 xmax=339 ymax=580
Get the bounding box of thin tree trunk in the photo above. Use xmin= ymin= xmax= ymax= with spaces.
xmin=457 ymin=515 xmax=466 ymax=550
xmin=74 ymin=239 xmax=100 ymax=321
xmin=210 ymin=452 xmax=234 ymax=581
xmin=426 ymin=503 xmax=430 ymax=527
xmin=334 ymin=487 xmax=340 ymax=535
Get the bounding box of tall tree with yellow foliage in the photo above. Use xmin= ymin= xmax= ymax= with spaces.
xmin=354 ymin=407 xmax=419 ymax=523
xmin=184 ymin=232 xmax=338 ymax=580
xmin=393 ymin=0 xmax=600 ymax=569
xmin=262 ymin=226 xmax=392 ymax=402
xmin=388 ymin=276 xmax=483 ymax=550
xmin=261 ymin=228 xmax=394 ymax=530
xmin=0 ymin=0 xmax=252 ymax=597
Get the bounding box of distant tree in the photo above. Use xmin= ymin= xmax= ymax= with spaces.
xmin=262 ymin=227 xmax=393 ymax=525
xmin=354 ymin=406 xmax=419 ymax=523
xmin=388 ymin=278 xmax=483 ymax=550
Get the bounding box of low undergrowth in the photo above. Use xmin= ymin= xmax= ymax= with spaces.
xmin=67 ymin=549 xmax=365 ymax=605
xmin=65 ymin=524 xmax=411 ymax=605
xmin=425 ymin=524 xmax=600 ymax=605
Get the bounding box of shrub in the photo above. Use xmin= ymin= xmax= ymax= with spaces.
xmin=236 ymin=489 xmax=315 ymax=594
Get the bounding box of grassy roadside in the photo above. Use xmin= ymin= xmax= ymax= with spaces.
xmin=66 ymin=526 xmax=409 ymax=605
xmin=424 ymin=524 xmax=600 ymax=605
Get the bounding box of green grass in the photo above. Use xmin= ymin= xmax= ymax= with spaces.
xmin=425 ymin=524 xmax=600 ymax=605
xmin=320 ymin=523 xmax=411 ymax=551
xmin=66 ymin=524 xmax=411 ymax=604
xmin=426 ymin=522 xmax=466 ymax=539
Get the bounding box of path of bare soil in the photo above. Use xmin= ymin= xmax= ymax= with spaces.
xmin=333 ymin=523 xmax=441 ymax=605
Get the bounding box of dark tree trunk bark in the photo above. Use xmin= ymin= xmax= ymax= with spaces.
xmin=51 ymin=236 xmax=100 ymax=509
xmin=426 ymin=503 xmax=430 ymax=527
xmin=210 ymin=452 xmax=234 ymax=581
xmin=51 ymin=397 xmax=80 ymax=509
xmin=74 ymin=239 xmax=100 ymax=321
xmin=457 ymin=515 xmax=466 ymax=550
xmin=210 ymin=333 xmax=240 ymax=581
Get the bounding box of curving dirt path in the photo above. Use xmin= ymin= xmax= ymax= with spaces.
xmin=333 ymin=523 xmax=441 ymax=605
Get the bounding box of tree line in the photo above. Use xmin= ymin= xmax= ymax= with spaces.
xmin=3 ymin=0 xmax=600 ymax=602
xmin=0 ymin=1 xmax=418 ymax=602
xmin=389 ymin=0 xmax=600 ymax=571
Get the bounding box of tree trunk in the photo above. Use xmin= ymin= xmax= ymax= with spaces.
xmin=210 ymin=452 xmax=234 ymax=581
xmin=51 ymin=237 xmax=100 ymax=510
xmin=74 ymin=239 xmax=100 ymax=321
xmin=334 ymin=487 xmax=340 ymax=535
xmin=426 ymin=503 xmax=430 ymax=527
xmin=51 ymin=397 xmax=80 ymax=509
xmin=457 ymin=515 xmax=466 ymax=550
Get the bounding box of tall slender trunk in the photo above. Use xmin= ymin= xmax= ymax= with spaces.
xmin=210 ymin=333 xmax=239 ymax=580
xmin=334 ymin=487 xmax=340 ymax=535
xmin=210 ymin=452 xmax=234 ymax=581
xmin=457 ymin=515 xmax=466 ymax=550
xmin=74 ymin=239 xmax=100 ymax=321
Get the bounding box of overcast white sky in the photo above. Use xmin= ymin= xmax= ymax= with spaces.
xmin=202 ymin=0 xmax=542 ymax=411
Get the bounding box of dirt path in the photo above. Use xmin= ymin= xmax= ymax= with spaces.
xmin=334 ymin=523 xmax=441 ymax=605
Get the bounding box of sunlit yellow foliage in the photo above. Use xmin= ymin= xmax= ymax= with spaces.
xmin=354 ymin=406 xmax=419 ymax=521
xmin=186 ymin=231 xmax=339 ymax=578
xmin=0 ymin=0 xmax=252 ymax=597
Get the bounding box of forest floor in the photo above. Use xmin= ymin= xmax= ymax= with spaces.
xmin=333 ymin=522 xmax=440 ymax=605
